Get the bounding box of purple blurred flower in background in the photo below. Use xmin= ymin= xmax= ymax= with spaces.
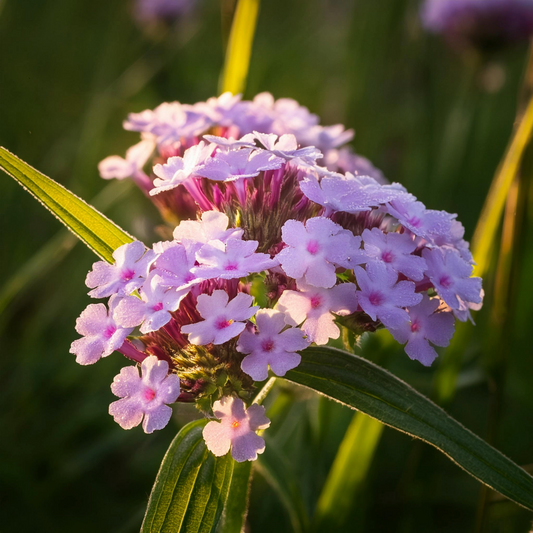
xmin=135 ymin=0 xmax=194 ymax=23
xmin=421 ymin=0 xmax=533 ymax=49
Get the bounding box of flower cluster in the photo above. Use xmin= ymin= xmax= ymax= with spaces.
xmin=72 ymin=94 xmax=483 ymax=462
xmin=98 ymin=92 xmax=384 ymax=224
xmin=421 ymin=0 xmax=533 ymax=50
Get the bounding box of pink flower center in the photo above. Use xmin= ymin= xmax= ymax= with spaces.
xmin=261 ymin=339 xmax=275 ymax=352
xmin=215 ymin=317 xmax=232 ymax=330
xmin=310 ymin=295 xmax=322 ymax=309
xmin=410 ymin=320 xmax=421 ymax=333
xmin=120 ymin=268 xmax=136 ymax=281
xmin=439 ymin=275 xmax=453 ymax=289
xmin=143 ymin=387 xmax=156 ymax=402
xmin=103 ymin=325 xmax=117 ymax=339
xmin=368 ymin=291 xmax=383 ymax=306
xmin=225 ymin=262 xmax=239 ymax=271
xmin=306 ymin=240 xmax=320 ymax=255
xmin=152 ymin=302 xmax=164 ymax=312
xmin=381 ymin=250 xmax=394 ymax=263
xmin=406 ymin=216 xmax=422 ymax=229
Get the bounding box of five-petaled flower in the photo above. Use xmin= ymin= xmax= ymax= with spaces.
xmin=277 ymin=217 xmax=365 ymax=288
xmin=276 ymin=282 xmax=358 ymax=345
xmin=109 ymin=355 xmax=181 ymax=433
xmin=354 ymin=261 xmax=422 ymax=330
xmin=70 ymin=295 xmax=133 ymax=365
xmin=389 ymin=295 xmax=455 ymax=366
xmin=202 ymin=396 xmax=271 ymax=462
xmin=237 ymin=309 xmax=309 ymax=381
xmin=113 ymin=273 xmax=188 ymax=333
xmin=181 ymin=290 xmax=259 ymax=345
xmin=85 ymin=240 xmax=155 ymax=299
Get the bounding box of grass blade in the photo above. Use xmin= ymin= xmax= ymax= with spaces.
xmin=219 ymin=0 xmax=260 ymax=95
xmin=313 ymin=413 xmax=384 ymax=531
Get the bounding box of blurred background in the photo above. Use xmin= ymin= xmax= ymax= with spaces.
xmin=1 ymin=0 xmax=533 ymax=531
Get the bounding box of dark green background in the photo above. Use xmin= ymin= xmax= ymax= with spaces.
xmin=1 ymin=0 xmax=532 ymax=531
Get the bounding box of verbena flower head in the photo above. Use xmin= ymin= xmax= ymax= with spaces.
xmin=72 ymin=93 xmax=483 ymax=461
xmin=421 ymin=0 xmax=533 ymax=50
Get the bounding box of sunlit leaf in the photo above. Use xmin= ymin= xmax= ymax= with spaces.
xmin=472 ymin=92 xmax=533 ymax=278
xmin=0 ymin=147 xmax=133 ymax=263
xmin=219 ymin=0 xmax=260 ymax=95
xmin=286 ymin=346 xmax=533 ymax=511
xmin=141 ymin=419 xmax=234 ymax=533
xmin=215 ymin=461 xmax=253 ymax=533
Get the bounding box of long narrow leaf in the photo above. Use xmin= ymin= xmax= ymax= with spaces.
xmin=219 ymin=0 xmax=260 ymax=95
xmin=0 ymin=147 xmax=133 ymax=263
xmin=313 ymin=413 xmax=384 ymax=531
xmin=286 ymin=347 xmax=533 ymax=511
xmin=216 ymin=461 xmax=253 ymax=533
xmin=141 ymin=419 xmax=234 ymax=533
xmin=471 ymin=91 xmax=533 ymax=277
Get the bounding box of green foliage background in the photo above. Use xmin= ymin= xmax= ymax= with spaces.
xmin=1 ymin=0 xmax=532 ymax=531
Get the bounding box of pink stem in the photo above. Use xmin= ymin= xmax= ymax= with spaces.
xmin=117 ymin=339 xmax=148 ymax=364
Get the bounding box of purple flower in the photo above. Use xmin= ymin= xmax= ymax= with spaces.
xmin=192 ymin=238 xmax=279 ymax=280
xmin=114 ymin=273 xmax=188 ymax=334
xmin=421 ymin=0 xmax=533 ymax=49
xmin=98 ymin=139 xmax=155 ymax=180
xmin=271 ymin=97 xmax=319 ymax=136
xmin=277 ymin=217 xmax=365 ymax=288
xmin=389 ymin=295 xmax=455 ymax=366
xmin=323 ymin=147 xmax=386 ymax=184
xmin=85 ymin=241 xmax=156 ymax=298
xmin=151 ymin=141 xmax=214 ymax=195
xmin=172 ymin=211 xmax=243 ymax=246
xmin=276 ymin=282 xmax=358 ymax=345
xmin=151 ymin=243 xmax=201 ymax=290
xmin=193 ymin=92 xmax=242 ymax=125
xmin=180 ymin=290 xmax=259 ymax=345
xmin=236 ymin=309 xmax=309 ymax=381
xmin=297 ymin=124 xmax=354 ymax=152
xmin=422 ymin=247 xmax=483 ymax=311
xmin=202 ymin=396 xmax=270 ymax=462
xmin=196 ymin=148 xmax=284 ymax=182
xmin=300 ymin=172 xmax=405 ymax=214
xmin=354 ymin=262 xmax=423 ymax=329
xmin=150 ymin=102 xmax=209 ymax=145
xmin=251 ymin=132 xmax=322 ymax=164
xmin=362 ymin=228 xmax=427 ymax=281
xmin=70 ymin=295 xmax=133 ymax=365
xmin=109 ymin=355 xmax=180 ymax=433
xmin=386 ymin=196 xmax=455 ymax=242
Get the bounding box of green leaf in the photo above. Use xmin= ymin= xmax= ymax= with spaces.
xmin=215 ymin=461 xmax=253 ymax=533
xmin=313 ymin=413 xmax=384 ymax=531
xmin=141 ymin=419 xmax=235 ymax=533
xmin=471 ymin=92 xmax=533 ymax=278
xmin=219 ymin=0 xmax=260 ymax=95
xmin=0 ymin=147 xmax=133 ymax=263
xmin=286 ymin=347 xmax=533 ymax=511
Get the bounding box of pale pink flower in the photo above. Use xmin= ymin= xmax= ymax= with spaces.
xmin=109 ymin=356 xmax=180 ymax=434
xmin=203 ymin=396 xmax=270 ymax=462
